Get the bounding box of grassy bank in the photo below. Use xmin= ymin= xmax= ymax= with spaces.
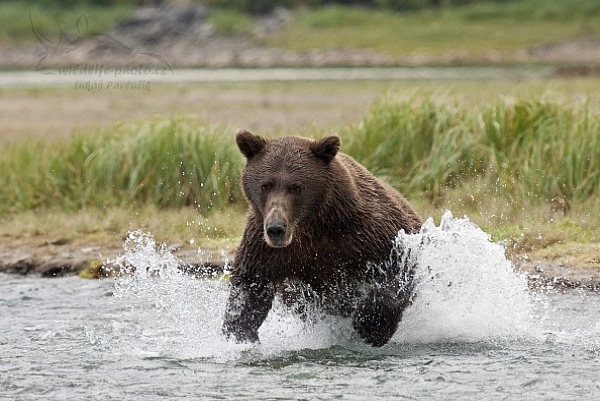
xmin=1 ymin=90 xmax=599 ymax=266
xmin=3 ymin=0 xmax=600 ymax=58
xmin=0 ymin=118 xmax=242 ymax=215
xmin=342 ymin=94 xmax=600 ymax=259
xmin=1 ymin=95 xmax=599 ymax=218
xmin=344 ymin=97 xmax=600 ymax=204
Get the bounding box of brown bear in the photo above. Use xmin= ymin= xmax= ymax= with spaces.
xmin=222 ymin=130 xmax=422 ymax=347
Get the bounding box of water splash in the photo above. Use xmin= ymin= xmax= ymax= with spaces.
xmin=109 ymin=231 xmax=234 ymax=360
xmin=107 ymin=213 xmax=543 ymax=360
xmin=395 ymin=211 xmax=535 ymax=344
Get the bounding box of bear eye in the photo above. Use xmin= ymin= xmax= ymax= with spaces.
xmin=289 ymin=184 xmax=302 ymax=194
xmin=261 ymin=183 xmax=273 ymax=193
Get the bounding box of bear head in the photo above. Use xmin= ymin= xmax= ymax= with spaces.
xmin=236 ymin=130 xmax=340 ymax=248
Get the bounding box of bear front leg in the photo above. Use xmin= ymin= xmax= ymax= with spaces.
xmin=352 ymin=287 xmax=409 ymax=347
xmin=353 ymin=238 xmax=418 ymax=347
xmin=222 ymin=277 xmax=275 ymax=343
xmin=353 ymin=265 xmax=415 ymax=347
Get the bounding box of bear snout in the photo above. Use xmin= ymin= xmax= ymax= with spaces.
xmin=266 ymin=219 xmax=287 ymax=245
xmin=264 ymin=208 xmax=292 ymax=248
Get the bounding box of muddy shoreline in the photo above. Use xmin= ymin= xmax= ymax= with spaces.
xmin=1 ymin=239 xmax=598 ymax=294
xmin=0 ymin=238 xmax=232 ymax=279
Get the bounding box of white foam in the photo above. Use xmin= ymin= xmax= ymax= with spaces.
xmin=395 ymin=211 xmax=535 ymax=344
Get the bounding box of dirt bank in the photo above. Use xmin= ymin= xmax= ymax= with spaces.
xmin=0 ymin=236 xmax=232 ymax=279
xmin=1 ymin=236 xmax=598 ymax=293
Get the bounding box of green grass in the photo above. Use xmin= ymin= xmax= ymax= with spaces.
xmin=266 ymin=3 xmax=600 ymax=56
xmin=342 ymin=97 xmax=600 ymax=205
xmin=208 ymin=8 xmax=254 ymax=36
xmin=0 ymin=117 xmax=243 ymax=215
xmin=0 ymin=205 xmax=246 ymax=251
xmin=0 ymin=1 xmax=134 ymax=45
xmin=1 ymin=95 xmax=599 ymax=218
xmin=460 ymin=0 xmax=600 ymax=22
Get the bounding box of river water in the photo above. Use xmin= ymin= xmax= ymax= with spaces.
xmin=0 ymin=67 xmax=555 ymax=88
xmin=1 ymin=213 xmax=599 ymax=400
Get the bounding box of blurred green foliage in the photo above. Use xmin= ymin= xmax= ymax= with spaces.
xmin=205 ymin=0 xmax=600 ymax=15
xmin=0 ymin=0 xmax=135 ymax=44
xmin=10 ymin=0 xmax=600 ymax=15
xmin=4 ymin=0 xmax=144 ymax=7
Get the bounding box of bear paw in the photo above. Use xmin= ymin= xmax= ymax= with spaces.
xmin=222 ymin=323 xmax=259 ymax=344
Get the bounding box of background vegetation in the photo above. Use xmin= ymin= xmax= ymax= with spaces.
xmin=265 ymin=2 xmax=600 ymax=55
xmin=20 ymin=0 xmax=594 ymax=15
xmin=4 ymin=0 xmax=600 ymax=59
xmin=0 ymin=119 xmax=242 ymax=215
xmin=1 ymin=0 xmax=599 ymax=260
xmin=0 ymin=0 xmax=135 ymax=44
xmin=343 ymin=97 xmax=600 ymax=204
xmin=207 ymin=0 xmax=600 ymax=15
xmin=1 ymin=97 xmax=598 ymax=216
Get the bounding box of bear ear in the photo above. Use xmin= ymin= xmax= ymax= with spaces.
xmin=311 ymin=135 xmax=340 ymax=163
xmin=236 ymin=130 xmax=267 ymax=159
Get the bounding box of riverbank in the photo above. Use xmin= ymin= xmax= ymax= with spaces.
xmin=0 ymin=235 xmax=231 ymax=279
xmin=1 ymin=79 xmax=598 ymax=291
xmin=1 ymin=231 xmax=599 ymax=294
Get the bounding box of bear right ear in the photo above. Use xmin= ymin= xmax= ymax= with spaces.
xmin=236 ymin=130 xmax=266 ymax=159
xmin=311 ymin=135 xmax=340 ymax=163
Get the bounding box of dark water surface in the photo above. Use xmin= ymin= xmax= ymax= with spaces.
xmin=1 ymin=213 xmax=599 ymax=400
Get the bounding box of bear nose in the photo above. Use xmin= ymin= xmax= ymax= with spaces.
xmin=266 ymin=220 xmax=287 ymax=243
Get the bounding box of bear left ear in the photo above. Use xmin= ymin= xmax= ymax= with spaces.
xmin=236 ymin=130 xmax=267 ymax=159
xmin=311 ymin=136 xmax=340 ymax=163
